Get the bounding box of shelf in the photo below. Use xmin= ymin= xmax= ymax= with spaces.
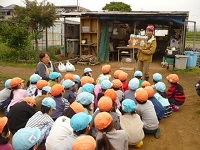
xmin=81 ymin=44 xmax=97 ymax=46
xmin=81 ymin=32 xmax=97 ymax=34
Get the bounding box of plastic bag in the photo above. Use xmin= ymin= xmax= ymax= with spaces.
xmin=58 ymin=62 xmax=67 ymax=72
xmin=66 ymin=60 xmax=75 ymax=72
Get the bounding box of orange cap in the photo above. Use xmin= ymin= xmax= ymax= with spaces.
xmin=0 ymin=117 xmax=8 ymax=134
xmin=118 ymin=71 xmax=128 ymax=81
xmin=135 ymin=88 xmax=148 ymax=102
xmin=81 ymin=76 xmax=94 ymax=86
xmin=104 ymin=89 xmax=117 ymax=101
xmin=141 ymin=81 xmax=151 ymax=87
xmin=102 ymin=65 xmax=111 ymax=74
xmin=113 ymin=70 xmax=123 ymax=79
xmin=51 ymin=84 xmax=64 ymax=96
xmin=70 ymin=102 xmax=84 ymax=113
xmin=94 ymin=112 xmax=113 ymax=130
xmin=72 ymin=135 xmax=96 ymax=150
xmin=64 ymin=73 xmax=75 ymax=81
xmin=10 ymin=77 xmax=24 ymax=87
xmin=112 ymin=79 xmax=122 ymax=89
xmin=36 ymin=80 xmax=49 ymax=90
xmin=144 ymin=86 xmax=154 ymax=98
xmin=98 ymin=96 xmax=113 ymax=112
xmin=23 ymin=97 xmax=36 ymax=106
xmin=166 ymin=74 xmax=179 ymax=83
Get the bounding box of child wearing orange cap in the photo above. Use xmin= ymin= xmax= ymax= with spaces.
xmin=6 ymin=77 xmax=28 ymax=112
xmin=0 ymin=117 xmax=13 ymax=150
xmin=118 ymin=71 xmax=129 ymax=92
xmin=72 ymin=135 xmax=96 ymax=150
xmin=96 ymin=64 xmax=112 ymax=84
xmin=166 ymin=74 xmax=185 ymax=111
xmin=7 ymin=97 xmax=36 ymax=135
xmin=113 ymin=70 xmax=123 ymax=80
xmin=95 ymin=112 xmax=128 ymax=150
xmin=135 ymin=88 xmax=160 ymax=139
xmin=35 ymin=80 xmax=50 ymax=97
xmin=141 ymin=80 xmax=151 ymax=88
xmin=112 ymin=79 xmax=124 ymax=102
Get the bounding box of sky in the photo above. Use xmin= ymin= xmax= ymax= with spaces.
xmin=1 ymin=0 xmax=200 ymax=27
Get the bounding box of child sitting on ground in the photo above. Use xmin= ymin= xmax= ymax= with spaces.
xmin=72 ymin=135 xmax=96 ymax=150
xmin=27 ymin=74 xmax=41 ymax=98
xmin=97 ymin=79 xmax=113 ymax=101
xmin=113 ymin=70 xmax=123 ymax=80
xmin=118 ymin=71 xmax=129 ymax=92
xmin=112 ymin=79 xmax=124 ymax=102
xmin=49 ymin=72 xmax=61 ymax=87
xmin=141 ymin=81 xmax=151 ymax=88
xmin=166 ymin=74 xmax=185 ymax=111
xmin=62 ymin=79 xmax=76 ymax=104
xmin=134 ymin=71 xmax=144 ymax=88
xmin=152 ymin=73 xmax=162 ymax=91
xmin=96 ymin=65 xmax=112 ymax=84
xmin=83 ymin=67 xmax=93 ymax=77
xmin=35 ymin=80 xmax=50 ymax=97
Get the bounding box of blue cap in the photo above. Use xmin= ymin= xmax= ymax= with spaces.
xmin=122 ymin=99 xmax=136 ymax=113
xmin=155 ymin=82 xmax=166 ymax=92
xmin=77 ymin=92 xmax=94 ymax=105
xmin=99 ymin=76 xmax=109 ymax=84
xmin=29 ymin=74 xmax=41 ymax=83
xmin=5 ymin=79 xmax=12 ymax=89
xmin=42 ymin=97 xmax=56 ymax=109
xmin=153 ymin=73 xmax=162 ymax=82
xmin=12 ymin=127 xmax=41 ymax=150
xmin=84 ymin=68 xmax=92 ymax=73
xmin=82 ymin=83 xmax=95 ymax=93
xmin=74 ymin=75 xmax=80 ymax=83
xmin=42 ymin=86 xmax=51 ymax=92
xmin=70 ymin=112 xmax=92 ymax=131
xmin=134 ymin=71 xmax=143 ymax=77
xmin=62 ymin=79 xmax=75 ymax=88
xmin=128 ymin=78 xmax=139 ymax=90
xmin=49 ymin=72 xmax=61 ymax=80
xmin=100 ymin=80 xmax=113 ymax=90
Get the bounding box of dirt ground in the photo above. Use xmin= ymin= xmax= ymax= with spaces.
xmin=0 ymin=55 xmax=200 ymax=150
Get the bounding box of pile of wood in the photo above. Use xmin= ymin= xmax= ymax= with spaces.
xmin=77 ymin=55 xmax=100 ymax=66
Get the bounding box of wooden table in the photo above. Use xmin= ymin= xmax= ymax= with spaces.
xmin=116 ymin=46 xmax=135 ymax=62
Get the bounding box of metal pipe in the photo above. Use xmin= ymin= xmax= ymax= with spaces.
xmin=184 ymin=21 xmax=196 ymax=51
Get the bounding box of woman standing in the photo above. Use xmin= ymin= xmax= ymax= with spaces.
xmin=137 ymin=25 xmax=157 ymax=81
xmin=35 ymin=52 xmax=58 ymax=81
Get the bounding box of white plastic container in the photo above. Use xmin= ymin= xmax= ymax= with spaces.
xmin=175 ymin=55 xmax=188 ymax=69
xmin=82 ymin=26 xmax=89 ymax=32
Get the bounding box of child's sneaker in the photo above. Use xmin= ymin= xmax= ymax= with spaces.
xmin=171 ymin=104 xmax=179 ymax=111
xmin=135 ymin=140 xmax=143 ymax=148
xmin=154 ymin=128 xmax=160 ymax=139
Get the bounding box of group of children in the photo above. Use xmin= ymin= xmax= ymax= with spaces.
xmin=0 ymin=64 xmax=186 ymax=150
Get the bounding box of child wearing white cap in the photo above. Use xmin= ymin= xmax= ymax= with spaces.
xmin=134 ymin=71 xmax=144 ymax=88
xmin=62 ymin=79 xmax=76 ymax=104
xmin=49 ymin=72 xmax=61 ymax=87
xmin=27 ymin=74 xmax=42 ymax=98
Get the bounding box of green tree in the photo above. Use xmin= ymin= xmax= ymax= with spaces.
xmin=13 ymin=0 xmax=58 ymax=50
xmin=102 ymin=1 xmax=131 ymax=12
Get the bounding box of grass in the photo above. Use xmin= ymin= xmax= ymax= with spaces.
xmin=174 ymin=67 xmax=200 ymax=74
xmin=196 ymin=110 xmax=200 ymax=114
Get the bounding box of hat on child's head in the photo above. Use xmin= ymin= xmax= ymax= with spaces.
xmin=51 ymin=84 xmax=64 ymax=96
xmin=102 ymin=65 xmax=111 ymax=74
xmin=77 ymin=92 xmax=94 ymax=105
xmin=134 ymin=71 xmax=143 ymax=77
xmin=128 ymin=78 xmax=139 ymax=90
xmin=118 ymin=71 xmax=128 ymax=81
xmin=94 ymin=112 xmax=113 ymax=130
xmin=23 ymin=97 xmax=36 ymax=106
xmin=100 ymin=80 xmax=113 ymax=90
xmin=155 ymin=82 xmax=166 ymax=92
xmin=81 ymin=76 xmax=94 ymax=86
xmin=72 ymin=135 xmax=96 ymax=150
xmin=122 ymin=99 xmax=136 ymax=113
xmin=74 ymin=75 xmax=80 ymax=83
xmin=29 ymin=74 xmax=41 ymax=83
xmin=166 ymin=74 xmax=179 ymax=83
xmin=70 ymin=112 xmax=92 ymax=132
xmin=62 ymin=79 xmax=75 ymax=89
xmin=135 ymin=88 xmax=148 ymax=102
xmin=141 ymin=81 xmax=151 ymax=87
xmin=153 ymin=73 xmax=162 ymax=82
xmin=113 ymin=70 xmax=123 ymax=79
xmin=42 ymin=97 xmax=56 ymax=109
xmin=36 ymin=80 xmax=49 ymax=90
xmin=42 ymin=86 xmax=51 ymax=92
xmin=10 ymin=77 xmax=24 ymax=87
xmin=64 ymin=73 xmax=75 ymax=81
xmin=146 ymin=25 xmax=154 ymax=31
xmin=49 ymin=72 xmax=61 ymax=80
xmin=82 ymin=83 xmax=95 ymax=93
xmin=99 ymin=76 xmax=109 ymax=84
xmin=0 ymin=117 xmax=8 ymax=134
xmin=98 ymin=96 xmax=113 ymax=112
xmin=5 ymin=79 xmax=12 ymax=89
xmin=70 ymin=102 xmax=84 ymax=114
xmin=112 ymin=79 xmax=122 ymax=89
xmin=144 ymin=86 xmax=154 ymax=98
xmin=12 ymin=127 xmax=41 ymax=150
xmin=104 ymin=89 xmax=117 ymax=101
xmin=84 ymin=67 xmax=92 ymax=73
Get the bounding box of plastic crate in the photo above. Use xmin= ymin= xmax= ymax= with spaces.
xmin=164 ymin=57 xmax=175 ymax=65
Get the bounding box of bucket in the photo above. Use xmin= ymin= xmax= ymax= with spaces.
xmin=175 ymin=55 xmax=188 ymax=69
